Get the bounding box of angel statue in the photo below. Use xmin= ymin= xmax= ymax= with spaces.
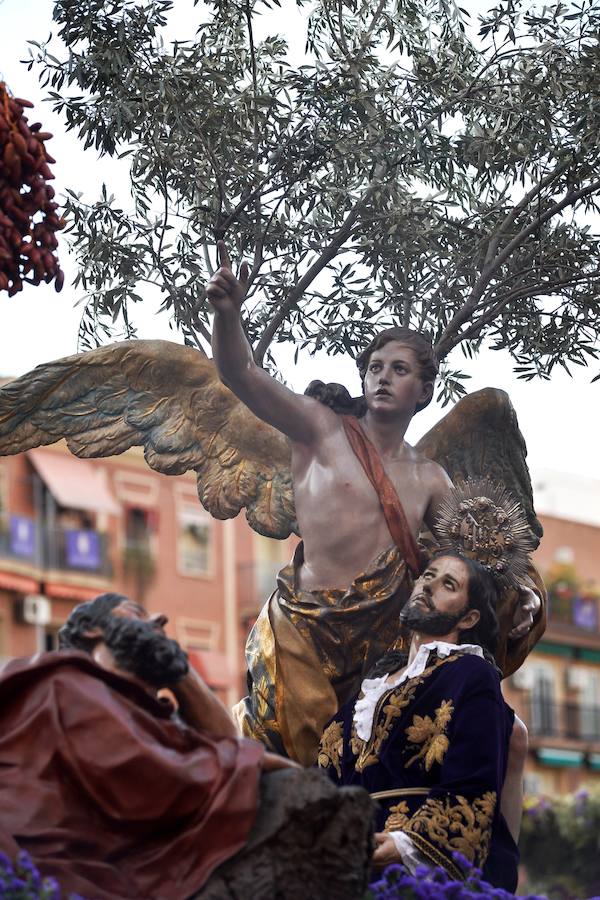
xmin=0 ymin=245 xmax=544 ymax=775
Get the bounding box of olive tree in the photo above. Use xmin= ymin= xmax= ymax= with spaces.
xmin=27 ymin=0 xmax=600 ymax=398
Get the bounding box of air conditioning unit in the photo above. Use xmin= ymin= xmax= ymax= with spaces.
xmin=15 ymin=595 xmax=52 ymax=626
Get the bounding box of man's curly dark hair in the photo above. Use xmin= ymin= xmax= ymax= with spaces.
xmin=58 ymin=592 xmax=128 ymax=653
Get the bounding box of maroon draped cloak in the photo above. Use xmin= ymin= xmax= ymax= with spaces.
xmin=0 ymin=651 xmax=264 ymax=900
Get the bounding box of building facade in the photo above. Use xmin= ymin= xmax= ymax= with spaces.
xmin=503 ymin=471 xmax=600 ymax=795
xmin=0 ymin=441 xmax=295 ymax=707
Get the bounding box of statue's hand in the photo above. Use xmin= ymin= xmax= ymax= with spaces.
xmin=206 ymin=240 xmax=249 ymax=316
xmin=372 ymin=833 xmax=402 ymax=867
xmin=509 ymin=585 xmax=541 ymax=641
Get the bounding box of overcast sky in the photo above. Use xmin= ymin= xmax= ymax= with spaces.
xmin=0 ymin=0 xmax=598 ymax=485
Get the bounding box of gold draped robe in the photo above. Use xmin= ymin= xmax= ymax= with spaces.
xmin=233 ymin=541 xmax=413 ymax=766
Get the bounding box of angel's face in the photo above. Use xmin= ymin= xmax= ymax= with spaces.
xmin=363 ymin=342 xmax=431 ymax=416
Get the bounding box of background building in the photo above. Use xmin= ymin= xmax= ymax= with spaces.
xmin=503 ymin=469 xmax=600 ymax=795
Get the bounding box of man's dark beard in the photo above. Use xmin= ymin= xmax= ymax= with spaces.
xmin=102 ymin=616 xmax=189 ymax=687
xmin=399 ymin=599 xmax=470 ymax=637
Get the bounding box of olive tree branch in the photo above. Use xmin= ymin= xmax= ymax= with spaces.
xmin=251 ymin=61 xmax=531 ymax=359
xmin=435 ymin=176 xmax=600 ymax=359
xmin=243 ymin=0 xmax=263 ymax=273
xmin=253 ymin=182 xmax=380 ymax=364
xmin=482 ymin=159 xmax=571 ymax=268
xmin=440 ymin=272 xmax=599 ymax=355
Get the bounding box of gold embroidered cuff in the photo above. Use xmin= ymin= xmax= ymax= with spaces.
xmin=405 ymin=831 xmax=465 ymax=881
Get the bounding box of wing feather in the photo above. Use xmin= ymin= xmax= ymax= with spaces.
xmin=0 ymin=340 xmax=296 ymax=538
xmin=416 ymin=387 xmax=542 ymax=544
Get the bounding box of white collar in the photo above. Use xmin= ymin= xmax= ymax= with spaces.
xmin=354 ymin=641 xmax=484 ymax=742
xmin=396 ymin=640 xmax=484 ymax=682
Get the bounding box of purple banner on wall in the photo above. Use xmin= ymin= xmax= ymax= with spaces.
xmin=9 ymin=515 xmax=36 ymax=559
xmin=65 ymin=529 xmax=101 ymax=570
xmin=573 ymin=595 xmax=598 ymax=631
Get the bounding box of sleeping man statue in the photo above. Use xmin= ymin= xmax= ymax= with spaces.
xmin=0 ymin=592 xmax=372 ymax=900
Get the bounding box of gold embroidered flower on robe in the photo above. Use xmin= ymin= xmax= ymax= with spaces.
xmin=404 ymin=790 xmax=497 ymax=869
xmin=404 ymin=699 xmax=454 ymax=771
xmin=384 ymin=801 xmax=410 ymax=832
xmin=318 ymin=720 xmax=344 ymax=777
xmin=350 ymin=654 xmax=460 ymax=773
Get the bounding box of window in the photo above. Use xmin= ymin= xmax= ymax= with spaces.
xmin=177 ymin=505 xmax=213 ymax=577
xmin=570 ymin=668 xmax=600 ymax=741
xmin=254 ymin=534 xmax=287 ymax=597
xmin=530 ymin=665 xmax=557 ymax=737
xmin=523 ymin=773 xmax=541 ymax=795
xmin=0 ymin=466 xmax=7 ymax=545
xmin=0 ymin=614 xmax=5 ymax=663
xmin=523 ymin=771 xmax=554 ymax=795
xmin=122 ymin=507 xmax=157 ymax=600
xmin=44 ymin=624 xmax=62 ymax=652
xmin=125 ymin=506 xmax=154 ymax=546
xmin=554 ymin=546 xmax=574 ymax=565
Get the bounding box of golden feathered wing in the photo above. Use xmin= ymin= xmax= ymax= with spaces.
xmin=0 ymin=340 xmax=297 ymax=539
xmin=416 ymin=387 xmax=543 ymax=545
xmin=0 ymin=341 xmax=540 ymax=545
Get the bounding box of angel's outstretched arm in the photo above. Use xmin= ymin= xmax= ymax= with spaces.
xmin=207 ymin=242 xmax=327 ymax=445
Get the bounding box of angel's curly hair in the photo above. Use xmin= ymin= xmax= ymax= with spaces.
xmin=303 ymin=380 xmax=366 ymax=416
xmin=304 ymin=328 xmax=438 ymax=416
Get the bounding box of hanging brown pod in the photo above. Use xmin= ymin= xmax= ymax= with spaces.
xmin=0 ymin=81 xmax=65 ymax=294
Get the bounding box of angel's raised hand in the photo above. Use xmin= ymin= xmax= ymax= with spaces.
xmin=205 ymin=240 xmax=250 ymax=317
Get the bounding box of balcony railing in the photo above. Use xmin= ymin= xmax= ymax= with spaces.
xmin=0 ymin=514 xmax=111 ymax=577
xmin=45 ymin=527 xmax=112 ymax=577
xmin=527 ymin=699 xmax=600 ymax=742
xmin=548 ymin=593 xmax=599 ymax=632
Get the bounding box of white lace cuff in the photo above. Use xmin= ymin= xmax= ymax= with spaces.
xmin=388 ymin=831 xmax=427 ymax=874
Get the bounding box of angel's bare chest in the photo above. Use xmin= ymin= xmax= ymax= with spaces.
xmin=291 ymin=435 xmax=429 ymax=536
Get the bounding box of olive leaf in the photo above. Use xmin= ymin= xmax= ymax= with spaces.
xmin=25 ymin=0 xmax=600 ymax=397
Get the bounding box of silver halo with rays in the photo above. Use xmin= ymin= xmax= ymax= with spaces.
xmin=434 ymin=477 xmax=538 ymax=588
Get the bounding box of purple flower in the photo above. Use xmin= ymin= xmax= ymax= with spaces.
xmin=0 ymin=848 xmax=79 ymax=898
xmin=415 ymin=863 xmax=433 ymax=878
xmin=43 ymin=877 xmax=62 ymax=900
xmin=450 ymin=851 xmax=480 ymax=877
xmin=17 ymin=850 xmax=42 ymax=889
xmin=368 ymin=857 xmax=551 ymax=899
xmin=0 ymin=851 xmax=15 ymax=874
